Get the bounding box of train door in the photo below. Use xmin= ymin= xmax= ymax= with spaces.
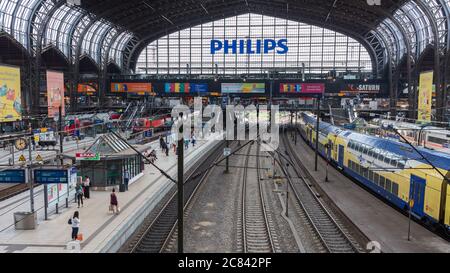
xmin=327 ymin=140 xmax=332 ymax=159
xmin=409 ymin=175 xmax=426 ymax=217
xmin=338 ymin=145 xmax=344 ymax=166
xmin=309 ymin=128 xmax=312 ymax=144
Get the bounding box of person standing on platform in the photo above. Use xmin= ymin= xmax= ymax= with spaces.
xmin=191 ymin=135 xmax=196 ymax=147
xmin=70 ymin=211 xmax=80 ymax=240
xmin=123 ymin=170 xmax=130 ymax=191
xmin=173 ymin=143 xmax=177 ymax=154
xmin=161 ymin=140 xmax=169 ymax=157
xmin=159 ymin=136 xmax=164 ymax=150
xmin=184 ymin=138 xmax=189 ymax=150
xmin=83 ymin=176 xmax=90 ymax=199
xmin=110 ymin=188 xmax=119 ymax=215
xmin=76 ymin=182 xmax=84 ymax=208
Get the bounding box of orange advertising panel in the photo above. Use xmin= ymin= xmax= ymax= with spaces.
xmin=78 ymin=83 xmax=97 ymax=93
xmin=46 ymin=70 xmax=65 ymax=118
xmin=111 ymin=82 xmax=152 ymax=95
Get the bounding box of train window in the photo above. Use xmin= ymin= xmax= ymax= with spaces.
xmin=362 ymin=167 xmax=368 ymax=178
xmin=379 ymin=176 xmax=386 ymax=189
xmin=349 ymin=142 xmax=354 ymax=149
xmin=385 ymin=179 xmax=392 ymax=192
xmin=349 ymin=161 xmax=354 ymax=170
xmin=378 ymin=153 xmax=385 ymax=162
xmin=368 ymin=149 xmax=374 ymax=157
xmin=428 ymin=136 xmax=447 ymax=145
xmin=356 ymin=163 xmax=361 ymax=174
xmin=392 ymin=183 xmax=399 ymax=196
xmin=369 ymin=170 xmax=374 ymax=181
xmin=362 ymin=146 xmax=369 ymax=155
xmin=397 ymin=161 xmax=405 ymax=169
xmin=383 ymin=156 xmax=390 ymax=164
xmin=374 ymin=173 xmax=380 ymax=185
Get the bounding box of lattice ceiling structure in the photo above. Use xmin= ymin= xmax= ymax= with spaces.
xmin=1 ymin=0 xmax=450 ymax=119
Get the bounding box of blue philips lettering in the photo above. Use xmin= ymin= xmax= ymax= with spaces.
xmin=239 ymin=40 xmax=245 ymax=54
xmin=224 ymin=40 xmax=237 ymax=54
xmin=246 ymin=39 xmax=255 ymax=54
xmin=256 ymin=40 xmax=262 ymax=54
xmin=264 ymin=39 xmax=277 ymax=53
xmin=211 ymin=40 xmax=222 ymax=54
xmin=277 ymin=39 xmax=288 ymax=54
xmin=210 ymin=39 xmax=288 ymax=54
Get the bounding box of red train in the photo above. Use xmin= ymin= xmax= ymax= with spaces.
xmin=132 ymin=115 xmax=171 ymax=134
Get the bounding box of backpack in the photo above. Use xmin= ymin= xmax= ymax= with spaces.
xmin=68 ymin=218 xmax=72 ymax=225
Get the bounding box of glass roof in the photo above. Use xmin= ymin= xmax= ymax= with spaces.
xmin=137 ymin=13 xmax=373 ymax=75
xmin=1 ymin=0 xmax=450 ymax=71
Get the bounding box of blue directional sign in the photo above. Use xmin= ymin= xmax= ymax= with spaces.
xmin=34 ymin=169 xmax=68 ymax=184
xmin=0 ymin=170 xmax=26 ymax=183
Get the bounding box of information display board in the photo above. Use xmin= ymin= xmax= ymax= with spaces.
xmin=221 ymin=83 xmax=265 ymax=94
xmin=34 ymin=169 xmax=68 ymax=184
xmin=0 ymin=170 xmax=26 ymax=183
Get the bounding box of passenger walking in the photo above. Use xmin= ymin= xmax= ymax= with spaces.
xmin=69 ymin=211 xmax=80 ymax=240
xmin=110 ymin=188 xmax=119 ymax=215
xmin=159 ymin=136 xmax=164 ymax=150
xmin=76 ymin=182 xmax=84 ymax=208
xmin=173 ymin=143 xmax=177 ymax=154
xmin=191 ymin=135 xmax=196 ymax=147
xmin=83 ymin=176 xmax=90 ymax=199
xmin=184 ymin=138 xmax=189 ymax=149
xmin=160 ymin=140 xmax=168 ymax=156
xmin=123 ymin=170 xmax=130 ymax=191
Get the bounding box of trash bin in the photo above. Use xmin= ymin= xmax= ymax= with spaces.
xmin=14 ymin=211 xmax=37 ymax=230
xmin=119 ymin=184 xmax=126 ymax=192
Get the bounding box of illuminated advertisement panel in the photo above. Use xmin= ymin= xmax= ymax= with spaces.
xmin=47 ymin=70 xmax=65 ymax=118
xmin=221 ymin=83 xmax=265 ymax=94
xmin=0 ymin=65 xmax=22 ymax=122
xmin=280 ymin=83 xmax=325 ymax=94
xmin=111 ymin=82 xmax=152 ymax=94
xmin=418 ymin=71 xmax=433 ymax=122
xmin=165 ymin=83 xmax=209 ymax=93
xmin=78 ymin=83 xmax=97 ymax=95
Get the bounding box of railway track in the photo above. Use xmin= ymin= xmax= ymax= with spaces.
xmin=278 ymin=134 xmax=360 ymax=253
xmin=128 ymin=141 xmax=225 ymax=253
xmin=241 ymin=142 xmax=276 ymax=253
xmin=0 ymin=184 xmax=31 ymax=202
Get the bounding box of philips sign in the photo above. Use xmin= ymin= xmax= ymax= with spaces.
xmin=210 ymin=39 xmax=288 ymax=55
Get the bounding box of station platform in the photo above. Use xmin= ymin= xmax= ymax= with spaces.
xmin=289 ymin=131 xmax=450 ymax=253
xmin=0 ymin=135 xmax=221 ymax=253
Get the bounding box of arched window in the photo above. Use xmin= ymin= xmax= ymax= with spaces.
xmin=137 ymin=13 xmax=372 ymax=75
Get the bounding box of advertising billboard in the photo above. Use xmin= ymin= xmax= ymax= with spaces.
xmin=0 ymin=65 xmax=22 ymax=122
xmin=418 ymin=71 xmax=433 ymax=122
xmin=78 ymin=83 xmax=97 ymax=95
xmin=47 ymin=70 xmax=65 ymax=118
xmin=339 ymin=83 xmax=381 ymax=95
xmin=221 ymin=83 xmax=265 ymax=94
xmin=165 ymin=83 xmax=209 ymax=93
xmin=111 ymin=82 xmax=152 ymax=94
xmin=280 ymin=83 xmax=325 ymax=94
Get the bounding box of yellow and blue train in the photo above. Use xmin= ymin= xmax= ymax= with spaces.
xmin=299 ymin=112 xmax=450 ymax=232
